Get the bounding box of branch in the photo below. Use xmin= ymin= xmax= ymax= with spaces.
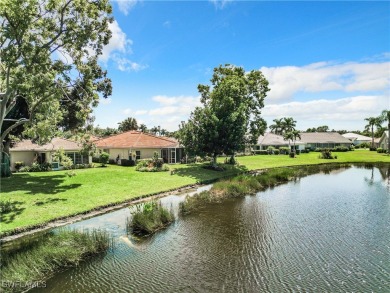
xmin=0 ymin=118 xmax=29 ymax=142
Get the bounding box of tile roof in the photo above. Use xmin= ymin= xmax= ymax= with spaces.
xmin=95 ymin=131 xmax=179 ymax=149
xmin=11 ymin=138 xmax=82 ymax=152
xmin=299 ymin=132 xmax=351 ymax=144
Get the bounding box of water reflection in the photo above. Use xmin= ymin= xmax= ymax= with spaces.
xmin=20 ymin=164 xmax=390 ymax=292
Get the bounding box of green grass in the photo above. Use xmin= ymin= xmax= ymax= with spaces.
xmin=0 ymin=229 xmax=111 ymax=293
xmin=0 ymin=150 xmax=389 ymax=236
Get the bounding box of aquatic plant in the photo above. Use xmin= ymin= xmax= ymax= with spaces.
xmin=129 ymin=201 xmax=174 ymax=236
xmin=0 ymin=229 xmax=112 ymax=293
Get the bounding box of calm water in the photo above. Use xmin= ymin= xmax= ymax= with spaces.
xmin=30 ymin=165 xmax=389 ymax=292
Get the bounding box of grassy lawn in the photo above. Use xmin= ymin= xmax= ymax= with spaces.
xmin=1 ymin=150 xmax=389 ymax=236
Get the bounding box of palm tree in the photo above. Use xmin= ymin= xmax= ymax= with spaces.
xmin=118 ymin=117 xmax=138 ymax=132
xmin=364 ymin=116 xmax=382 ymax=148
xmin=138 ymin=124 xmax=148 ymax=132
xmin=283 ymin=131 xmax=294 ymax=151
xmin=281 ymin=117 xmax=297 ymax=134
xmin=380 ymin=110 xmax=390 ymax=153
xmin=291 ymin=130 xmax=301 ymax=152
xmin=269 ymin=118 xmax=283 ymax=135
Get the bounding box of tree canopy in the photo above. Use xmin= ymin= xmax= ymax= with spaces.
xmin=118 ymin=117 xmax=138 ymax=132
xmin=178 ymin=64 xmax=269 ymax=166
xmin=0 ymin=0 xmax=113 ymax=152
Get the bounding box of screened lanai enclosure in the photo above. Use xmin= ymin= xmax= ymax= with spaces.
xmin=160 ymin=148 xmax=185 ymax=164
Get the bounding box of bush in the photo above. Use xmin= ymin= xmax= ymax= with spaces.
xmin=333 ymin=146 xmax=349 ymax=152
xmin=135 ymin=153 xmax=169 ymax=172
xmin=14 ymin=161 xmax=25 ymax=171
xmin=279 ymin=147 xmax=290 ymax=155
xmin=377 ymin=148 xmax=386 ymax=153
xmin=273 ymin=149 xmax=280 ymax=155
xmin=314 ymin=148 xmax=323 ymax=152
xmin=27 ymin=162 xmax=52 ymax=172
xmin=0 ymin=200 xmax=17 ymax=213
xmin=369 ymin=147 xmax=377 ymax=151
xmin=99 ymin=152 xmax=109 ymax=166
xmin=129 ymin=201 xmax=174 ymax=236
xmin=108 ymin=159 xmax=116 ymax=165
xmin=257 ymin=150 xmax=268 ymax=155
xmin=319 ymin=149 xmax=335 ymax=159
xmin=121 ymin=159 xmax=136 ymax=166
xmin=289 ymin=152 xmax=296 ymax=158
xmin=224 ymin=156 xmax=238 ymax=165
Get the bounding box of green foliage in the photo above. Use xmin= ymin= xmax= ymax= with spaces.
xmin=52 ymin=148 xmax=73 ymax=170
xmin=273 ymin=149 xmax=280 ymax=155
xmin=135 ymin=152 xmax=168 ymax=172
xmin=178 ymin=64 xmax=269 ymax=166
xmin=0 ymin=229 xmax=111 ymax=292
xmin=279 ymin=147 xmax=290 ymax=154
xmin=129 ymin=202 xmax=174 ymax=236
xmin=14 ymin=161 xmax=25 ymax=170
xmin=0 ymin=0 xmax=113 ymax=150
xmin=377 ymin=148 xmax=386 ymax=153
xmin=118 ymin=117 xmax=138 ymax=132
xmin=319 ymin=149 xmax=335 ymax=159
xmin=0 ymin=199 xmax=16 ymax=213
xmin=99 ymin=152 xmax=110 ymax=167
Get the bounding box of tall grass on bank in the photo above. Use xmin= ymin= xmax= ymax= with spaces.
xmin=127 ymin=201 xmax=174 ymax=236
xmin=0 ymin=229 xmax=112 ymax=293
xmin=180 ymin=164 xmax=351 ymax=214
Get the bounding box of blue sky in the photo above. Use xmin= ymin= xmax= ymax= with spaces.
xmin=93 ymin=0 xmax=390 ymax=132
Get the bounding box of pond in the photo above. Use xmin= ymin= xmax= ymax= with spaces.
xmin=27 ymin=164 xmax=389 ymax=292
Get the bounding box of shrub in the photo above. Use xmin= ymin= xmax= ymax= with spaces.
xmin=0 ymin=200 xmax=17 ymax=213
xmin=369 ymin=147 xmax=377 ymax=151
xmin=258 ymin=150 xmax=268 ymax=155
xmin=377 ymin=148 xmax=386 ymax=153
xmin=333 ymin=146 xmax=349 ymax=152
xmin=108 ymin=159 xmax=116 ymax=165
xmin=121 ymin=159 xmax=135 ymax=166
xmin=224 ymin=156 xmax=238 ymax=165
xmin=99 ymin=152 xmax=109 ymax=166
xmin=279 ymin=147 xmax=290 ymax=155
xmin=314 ymin=148 xmax=323 ymax=152
xmin=14 ymin=161 xmax=25 ymax=171
xmin=319 ymin=149 xmax=335 ymax=159
xmin=273 ymin=149 xmax=280 ymax=155
xmin=289 ymin=152 xmax=296 ymax=158
xmin=135 ymin=155 xmax=169 ymax=172
xmin=129 ymin=201 xmax=174 ymax=236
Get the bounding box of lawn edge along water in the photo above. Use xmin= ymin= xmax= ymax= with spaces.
xmin=1 ymin=153 xmax=389 ymax=241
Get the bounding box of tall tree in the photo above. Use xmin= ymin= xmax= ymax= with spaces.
xmin=118 ymin=117 xmax=138 ymax=132
xmin=179 ymin=64 xmax=269 ymax=166
xmin=0 ymin=0 xmax=113 ymax=156
xmin=364 ymin=116 xmax=382 ymax=148
xmin=380 ymin=109 xmax=390 ymax=152
xmin=269 ymin=118 xmax=283 ymax=135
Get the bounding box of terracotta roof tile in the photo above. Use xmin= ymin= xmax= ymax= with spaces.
xmin=95 ymin=131 xmax=179 ymax=148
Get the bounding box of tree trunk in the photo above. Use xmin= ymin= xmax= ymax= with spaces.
xmin=371 ymin=125 xmax=374 ymax=148
xmin=212 ymin=154 xmax=217 ymax=168
xmin=388 ymin=122 xmax=390 ymax=155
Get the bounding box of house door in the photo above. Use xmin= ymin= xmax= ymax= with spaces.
xmin=170 ymin=148 xmax=176 ymax=164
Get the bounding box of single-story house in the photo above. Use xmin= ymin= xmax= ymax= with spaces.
xmin=299 ymin=132 xmax=352 ymax=149
xmin=378 ymin=132 xmax=389 ymax=150
xmin=9 ymin=137 xmax=91 ymax=171
xmin=342 ymin=133 xmax=372 ymax=146
xmin=256 ymin=132 xmax=305 ymax=151
xmin=95 ymin=131 xmax=185 ymax=164
xmin=255 ymin=132 xmax=352 ymax=151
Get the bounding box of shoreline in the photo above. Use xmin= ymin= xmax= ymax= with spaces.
xmin=2 ymin=161 xmax=388 ymax=243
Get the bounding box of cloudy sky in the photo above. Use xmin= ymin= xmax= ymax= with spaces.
xmin=93 ymin=0 xmax=390 ymax=132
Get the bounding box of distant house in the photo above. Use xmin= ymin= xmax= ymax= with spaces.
xmin=378 ymin=132 xmax=389 ymax=150
xmin=342 ymin=133 xmax=372 ymax=146
xmin=255 ymin=132 xmax=351 ymax=151
xmin=95 ymin=131 xmax=185 ymax=164
xmin=256 ymin=132 xmax=305 ymax=151
xmin=299 ymin=132 xmax=351 ymax=149
xmin=10 ymin=137 xmax=91 ymax=171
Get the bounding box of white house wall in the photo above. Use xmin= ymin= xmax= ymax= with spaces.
xmin=10 ymin=151 xmax=35 ymax=171
xmin=100 ymin=148 xmax=162 ymax=161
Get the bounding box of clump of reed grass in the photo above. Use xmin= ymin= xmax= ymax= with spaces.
xmin=0 ymin=229 xmax=112 ymax=293
xmin=128 ymin=201 xmax=174 ymax=236
xmin=179 ymin=191 xmax=213 ymax=214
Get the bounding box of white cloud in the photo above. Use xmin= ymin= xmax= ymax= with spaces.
xmin=261 ymin=60 xmax=390 ymax=102
xmin=123 ymin=108 xmax=132 ymax=114
xmin=209 ymin=0 xmax=232 ymax=10
xmin=101 ymin=20 xmax=132 ymax=63
xmin=263 ymin=95 xmax=389 ymax=130
xmin=134 ymin=110 xmax=148 ymax=115
xmin=115 ymin=0 xmax=139 ymax=15
xmin=114 ymin=56 xmax=148 ymax=72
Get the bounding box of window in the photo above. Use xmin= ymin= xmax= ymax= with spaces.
xmin=136 ymin=151 xmax=141 ymax=160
